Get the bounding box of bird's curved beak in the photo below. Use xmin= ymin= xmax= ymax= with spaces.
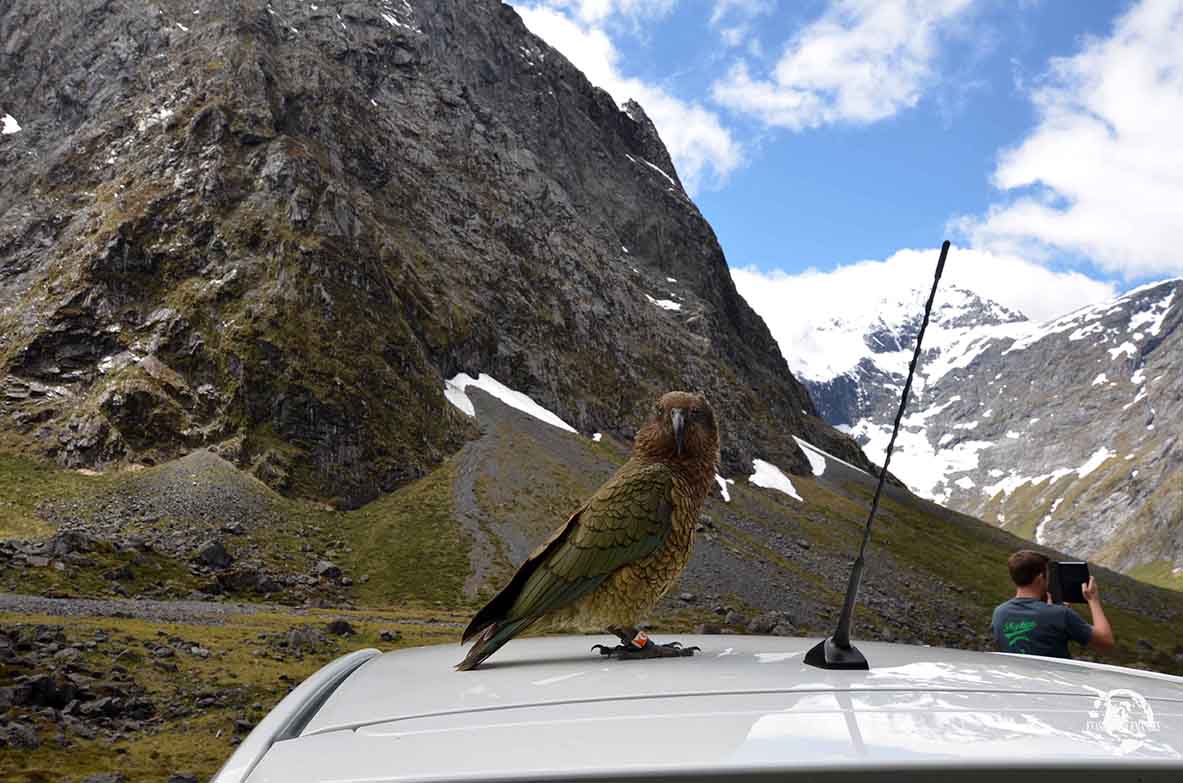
xmin=671 ymin=408 xmax=686 ymax=457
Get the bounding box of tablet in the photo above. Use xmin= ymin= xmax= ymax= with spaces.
xmin=1049 ymin=561 xmax=1089 ymax=604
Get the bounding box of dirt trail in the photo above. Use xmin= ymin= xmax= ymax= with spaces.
xmin=0 ymin=592 xmax=270 ymax=624
xmin=451 ymin=391 xmax=505 ymax=598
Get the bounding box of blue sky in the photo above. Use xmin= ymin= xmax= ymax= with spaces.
xmin=512 ymin=1 xmax=1183 ymax=321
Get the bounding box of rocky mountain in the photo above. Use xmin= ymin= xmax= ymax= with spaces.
xmin=0 ymin=0 xmax=871 ymax=508
xmin=801 ymin=277 xmax=1182 ymax=588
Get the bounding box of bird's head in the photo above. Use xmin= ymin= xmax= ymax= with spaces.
xmin=635 ymin=391 xmax=719 ymax=466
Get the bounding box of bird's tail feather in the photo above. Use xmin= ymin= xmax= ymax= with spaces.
xmin=456 ymin=617 xmax=535 ymax=671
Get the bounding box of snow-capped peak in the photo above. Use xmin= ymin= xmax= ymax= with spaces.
xmin=783 ymin=283 xmax=1027 ymax=385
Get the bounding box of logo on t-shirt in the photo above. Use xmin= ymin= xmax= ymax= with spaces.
xmin=1003 ymin=619 xmax=1037 ymax=650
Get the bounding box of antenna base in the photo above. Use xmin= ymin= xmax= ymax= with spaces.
xmin=804 ymin=637 xmax=869 ymax=670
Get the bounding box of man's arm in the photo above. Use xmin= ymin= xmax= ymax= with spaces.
xmin=1082 ymin=577 xmax=1115 ymax=652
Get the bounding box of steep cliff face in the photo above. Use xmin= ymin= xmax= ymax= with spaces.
xmin=0 ymin=0 xmax=870 ymax=506
xmin=801 ymin=277 xmax=1182 ymax=585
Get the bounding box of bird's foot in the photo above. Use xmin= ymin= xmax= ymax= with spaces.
xmin=591 ymin=638 xmax=700 ymax=660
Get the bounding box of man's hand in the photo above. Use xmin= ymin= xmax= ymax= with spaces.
xmin=1082 ymin=576 xmax=1100 ymax=604
xmin=1082 ymin=576 xmax=1115 ymax=652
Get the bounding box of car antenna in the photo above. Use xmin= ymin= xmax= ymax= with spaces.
xmin=804 ymin=240 xmax=950 ymax=670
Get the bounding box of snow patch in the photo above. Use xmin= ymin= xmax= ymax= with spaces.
xmin=792 ymin=436 xmax=867 ymax=476
xmin=847 ymin=419 xmax=992 ymax=501
xmin=625 ymin=154 xmax=677 ymax=187
xmin=1005 ymin=430 xmax=1021 ymax=439
xmin=645 ymin=294 xmax=681 ymax=312
xmin=1091 ymin=373 xmax=1108 ymax=386
xmin=1127 ymin=291 xmax=1175 ymax=336
xmin=750 ymin=459 xmax=802 ymax=502
xmin=982 ymin=467 xmax=1073 ymax=499
xmin=1107 ymin=342 xmax=1137 ymax=360
xmin=137 ymin=107 xmax=174 ymax=132
xmin=1035 ymin=496 xmax=1066 ymax=544
xmin=592 ymin=432 xmax=602 ymax=442
xmin=904 ymin=395 xmax=960 ymax=425
xmin=1 ymin=114 xmax=20 ymax=134
xmin=954 ymin=476 xmax=975 ymax=490
xmin=444 ymin=373 xmax=576 ymax=433
xmin=1123 ymin=387 xmax=1148 ymax=410
xmin=1130 ymin=368 xmax=1146 ymax=385
xmin=1068 ymin=322 xmax=1105 ymax=341
xmin=1076 ymin=447 xmax=1114 ymax=479
xmin=795 ymin=440 xmax=827 ymax=477
xmin=715 ymin=474 xmax=734 ymax=502
xmin=984 ymin=451 xmax=1112 ymax=499
xmin=1035 ymin=515 xmax=1051 ymax=544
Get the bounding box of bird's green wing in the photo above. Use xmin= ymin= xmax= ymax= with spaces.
xmin=506 ymin=462 xmax=675 ymax=620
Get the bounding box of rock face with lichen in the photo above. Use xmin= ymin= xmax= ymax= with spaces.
xmin=0 ymin=0 xmax=871 ymax=507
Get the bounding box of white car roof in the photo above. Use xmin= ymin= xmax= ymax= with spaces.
xmin=243 ymin=635 xmax=1183 ymax=782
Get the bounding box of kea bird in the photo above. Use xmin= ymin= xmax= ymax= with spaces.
xmin=458 ymin=391 xmax=719 ymax=671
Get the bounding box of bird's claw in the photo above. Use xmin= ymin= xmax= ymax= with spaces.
xmin=591 ymin=640 xmax=700 ymax=660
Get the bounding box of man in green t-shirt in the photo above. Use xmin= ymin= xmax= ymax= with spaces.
xmin=991 ymin=550 xmax=1115 ymax=659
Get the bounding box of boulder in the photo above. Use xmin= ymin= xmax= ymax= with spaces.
xmin=285 ymin=627 xmax=326 ymax=652
xmin=746 ymin=612 xmax=784 ymax=635
xmin=315 ymin=560 xmax=342 ymax=580
xmin=325 ymin=619 xmax=356 ymax=636
xmin=193 ymin=540 xmax=233 ymax=570
xmin=48 ymin=530 xmax=97 ymax=557
xmin=0 ymin=721 xmax=39 ymax=749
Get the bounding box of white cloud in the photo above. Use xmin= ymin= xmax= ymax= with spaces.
xmin=710 ymin=0 xmax=770 ymax=26
xmin=516 ymin=4 xmax=741 ymax=192
xmin=956 ymin=0 xmax=1183 ymax=279
xmin=730 ymin=245 xmax=1117 ymax=380
xmin=709 ymin=0 xmax=773 ymax=48
xmin=534 ymin=0 xmax=677 ymax=23
xmin=711 ymin=0 xmax=975 ymax=129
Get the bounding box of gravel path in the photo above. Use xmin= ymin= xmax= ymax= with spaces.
xmin=0 ymin=592 xmax=272 ymax=624
xmin=0 ymin=593 xmax=469 ymax=630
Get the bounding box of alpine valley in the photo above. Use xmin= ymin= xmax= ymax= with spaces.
xmin=796 ymin=276 xmax=1182 ymax=589
xmin=1 ymin=1 xmax=1181 ymax=778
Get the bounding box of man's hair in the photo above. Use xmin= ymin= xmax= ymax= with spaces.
xmin=1008 ymin=550 xmax=1049 ymax=586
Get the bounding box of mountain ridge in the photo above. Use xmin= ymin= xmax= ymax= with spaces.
xmin=0 ymin=0 xmax=871 ymax=507
xmin=799 ymin=274 xmax=1182 ymax=586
